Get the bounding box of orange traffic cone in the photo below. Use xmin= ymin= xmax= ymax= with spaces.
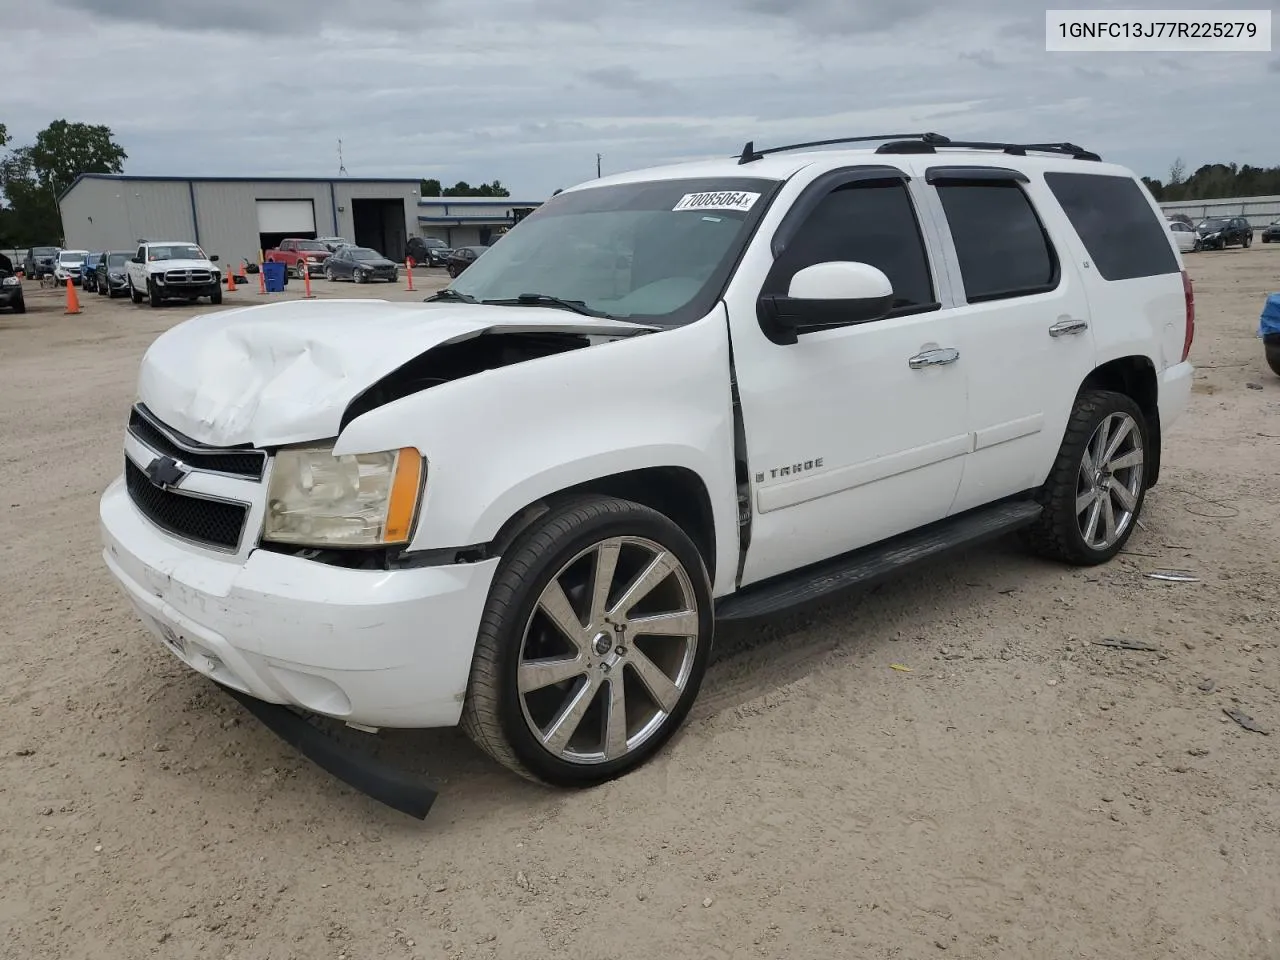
xmin=225 ymin=267 xmax=235 ymax=293
xmin=302 ymin=264 xmax=315 ymax=299
xmin=238 ymin=262 xmax=247 ymax=282
xmin=258 ymin=264 xmax=267 ymax=295
xmin=64 ymin=276 xmax=82 ymax=315
xmin=404 ymin=258 xmax=415 ymax=292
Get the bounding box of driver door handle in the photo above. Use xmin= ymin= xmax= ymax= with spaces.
xmin=908 ymin=347 xmax=960 ymax=369
xmin=1049 ymin=317 xmax=1089 ymax=337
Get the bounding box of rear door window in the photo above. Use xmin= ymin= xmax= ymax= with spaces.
xmin=1044 ymin=172 xmax=1179 ymax=281
xmin=934 ymin=181 xmax=1058 ymax=303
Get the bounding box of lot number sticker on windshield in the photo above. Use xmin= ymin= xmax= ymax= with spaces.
xmin=673 ymin=191 xmax=761 ymax=213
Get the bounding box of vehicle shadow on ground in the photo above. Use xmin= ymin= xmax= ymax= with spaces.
xmin=203 ymin=533 xmax=1055 ymax=829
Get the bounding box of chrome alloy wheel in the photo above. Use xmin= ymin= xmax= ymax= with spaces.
xmin=517 ymin=536 xmax=700 ymax=765
xmin=1076 ymin=411 xmax=1144 ymax=551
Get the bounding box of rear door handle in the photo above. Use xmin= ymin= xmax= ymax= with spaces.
xmin=1049 ymin=317 xmax=1089 ymax=337
xmin=908 ymin=347 xmax=960 ymax=369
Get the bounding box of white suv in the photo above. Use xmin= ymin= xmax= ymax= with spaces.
xmin=99 ymin=132 xmax=1194 ymax=793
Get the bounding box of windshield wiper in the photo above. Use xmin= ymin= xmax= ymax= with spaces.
xmin=425 ymin=288 xmax=478 ymax=303
xmin=481 ymin=293 xmax=608 ymax=318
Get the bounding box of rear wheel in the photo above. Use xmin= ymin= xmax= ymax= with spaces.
xmin=1023 ymin=389 xmax=1148 ymax=566
xmin=461 ymin=497 xmax=713 ymax=786
xmin=1265 ymin=338 xmax=1280 ymax=378
xmin=1243 ymin=233 xmax=1252 ymax=248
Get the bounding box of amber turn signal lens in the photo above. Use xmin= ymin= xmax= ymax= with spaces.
xmin=383 ymin=449 xmax=424 ymax=544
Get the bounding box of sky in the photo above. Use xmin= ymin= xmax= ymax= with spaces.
xmin=1 ymin=0 xmax=1276 ymax=199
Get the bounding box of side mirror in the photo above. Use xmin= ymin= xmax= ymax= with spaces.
xmin=130 ymin=256 xmax=142 ymax=264
xmin=757 ymin=262 xmax=894 ymax=345
xmin=209 ymin=254 xmax=220 ymax=262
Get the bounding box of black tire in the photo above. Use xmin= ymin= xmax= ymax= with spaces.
xmin=1022 ymin=389 xmax=1149 ymax=566
xmin=12 ymin=297 xmax=25 ymax=314
xmin=148 ymin=280 xmax=162 ymax=308
xmin=461 ymin=496 xmax=714 ymax=787
xmin=210 ymin=286 xmax=222 ymax=305
xmin=1243 ymin=233 xmax=1252 ymax=248
xmin=1265 ymin=339 xmax=1280 ymax=378
xmin=129 ymin=279 xmax=143 ymax=304
xmin=324 ymin=266 xmax=335 ymax=282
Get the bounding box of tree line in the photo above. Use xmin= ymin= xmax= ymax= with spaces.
xmin=420 ymin=178 xmax=510 ymax=198
xmin=1141 ymin=157 xmax=1280 ymax=203
xmin=1 ymin=120 xmax=127 ymax=248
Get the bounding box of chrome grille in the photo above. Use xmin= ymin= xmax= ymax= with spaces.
xmin=128 ymin=404 xmax=267 ymax=480
xmin=163 ymin=269 xmax=214 ymax=284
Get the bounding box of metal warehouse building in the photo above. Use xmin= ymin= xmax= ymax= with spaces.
xmin=418 ymin=197 xmax=542 ymax=248
xmin=58 ymin=174 xmax=422 ymax=268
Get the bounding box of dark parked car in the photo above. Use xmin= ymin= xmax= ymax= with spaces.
xmin=406 ymin=236 xmax=452 ymax=267
xmin=1193 ymin=216 xmax=1252 ymax=250
xmin=1261 ymin=219 xmax=1280 ymax=243
xmin=23 ymin=246 xmax=59 ymax=278
xmin=444 ymin=245 xmax=488 ymax=278
xmin=95 ymin=250 xmax=133 ymax=298
xmin=322 ymin=246 xmax=399 ymax=283
xmin=81 ymin=252 xmax=104 ymax=293
xmin=0 ymin=252 xmax=24 ymax=314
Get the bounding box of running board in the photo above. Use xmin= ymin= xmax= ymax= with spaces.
xmin=715 ymin=499 xmax=1043 ymax=622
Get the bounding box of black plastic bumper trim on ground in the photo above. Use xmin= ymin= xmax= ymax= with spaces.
xmin=217 ymin=684 xmax=439 ymax=820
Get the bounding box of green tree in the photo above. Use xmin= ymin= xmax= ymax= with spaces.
xmin=0 ymin=119 xmax=126 ymax=246
xmin=425 ymin=178 xmax=512 ymax=198
xmin=420 ymin=177 xmax=442 ymax=197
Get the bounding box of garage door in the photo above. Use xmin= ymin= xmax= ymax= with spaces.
xmin=255 ymin=200 xmax=316 ymax=234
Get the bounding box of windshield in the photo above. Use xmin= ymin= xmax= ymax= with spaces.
xmin=59 ymin=251 xmax=87 ymax=263
xmin=350 ymin=248 xmax=382 ymax=260
xmin=447 ymin=176 xmax=781 ymax=325
xmin=107 ymin=253 xmax=130 ymax=267
xmin=420 ymin=238 xmax=446 ymax=247
xmin=34 ymin=247 xmax=57 ymax=257
xmin=1198 ymin=219 xmax=1226 ymax=231
xmin=148 ymin=244 xmax=205 ymax=261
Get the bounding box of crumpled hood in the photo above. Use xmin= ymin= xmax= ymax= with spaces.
xmin=146 ymin=258 xmax=218 ymax=272
xmin=136 ymin=298 xmax=653 ymax=447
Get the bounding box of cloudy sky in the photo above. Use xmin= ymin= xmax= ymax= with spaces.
xmin=2 ymin=0 xmax=1276 ymax=198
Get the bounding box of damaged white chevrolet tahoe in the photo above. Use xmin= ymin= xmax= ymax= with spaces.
xmin=100 ymin=133 xmax=1195 ymax=788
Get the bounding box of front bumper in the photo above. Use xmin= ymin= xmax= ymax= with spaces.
xmin=99 ymin=475 xmax=499 ymax=728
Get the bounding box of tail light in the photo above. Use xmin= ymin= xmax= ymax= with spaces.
xmin=1180 ymin=268 xmax=1195 ymax=362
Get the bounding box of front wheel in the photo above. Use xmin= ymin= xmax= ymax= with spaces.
xmin=325 ymin=266 xmax=335 ymax=282
xmin=1265 ymin=337 xmax=1280 ymax=378
xmin=1023 ymin=389 xmax=1149 ymax=566
xmin=148 ymin=280 xmax=162 ymax=308
xmin=128 ymin=279 xmax=143 ymax=304
xmin=461 ymin=497 xmax=714 ymax=786
xmin=210 ymin=286 xmax=222 ymax=305
xmin=354 ymin=269 xmax=367 ymax=284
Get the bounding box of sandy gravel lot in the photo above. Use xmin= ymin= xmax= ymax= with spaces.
xmin=2 ymin=250 xmax=1278 ymax=960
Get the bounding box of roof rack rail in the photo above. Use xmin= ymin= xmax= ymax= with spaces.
xmin=875 ymin=138 xmax=1101 ymax=161
xmin=737 ymin=132 xmax=951 ymax=165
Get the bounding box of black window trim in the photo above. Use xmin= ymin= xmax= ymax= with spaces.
xmin=758 ymin=165 xmax=941 ymax=341
xmin=934 ymin=178 xmax=1062 ymax=305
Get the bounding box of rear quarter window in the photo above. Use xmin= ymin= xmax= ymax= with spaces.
xmin=1043 ymin=172 xmax=1179 ymax=281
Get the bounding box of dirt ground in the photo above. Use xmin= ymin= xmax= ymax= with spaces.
xmin=2 ymin=250 xmax=1278 ymax=960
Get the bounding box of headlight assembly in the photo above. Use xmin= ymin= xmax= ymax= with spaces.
xmin=264 ymin=445 xmax=424 ymax=547
xmin=1 ymin=276 xmax=18 ymax=287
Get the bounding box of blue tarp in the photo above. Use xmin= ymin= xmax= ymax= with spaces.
xmin=1261 ymin=293 xmax=1280 ymax=337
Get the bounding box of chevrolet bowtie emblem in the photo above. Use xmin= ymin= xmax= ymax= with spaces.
xmin=145 ymin=455 xmax=188 ymax=490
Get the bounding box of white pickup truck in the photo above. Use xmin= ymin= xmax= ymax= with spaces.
xmin=100 ymin=132 xmax=1194 ymax=792
xmin=126 ymin=240 xmax=224 ymax=307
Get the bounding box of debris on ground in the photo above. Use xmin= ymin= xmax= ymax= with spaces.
xmin=889 ymin=664 xmax=914 ymax=673
xmin=1245 ymin=382 xmax=1263 ymax=390
xmin=1223 ymin=709 xmax=1269 ymax=735
xmin=1145 ymin=570 xmax=1200 ymax=583
xmin=1093 ymin=638 xmax=1161 ymax=653
xmin=1198 ymin=679 xmax=1216 ymax=693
